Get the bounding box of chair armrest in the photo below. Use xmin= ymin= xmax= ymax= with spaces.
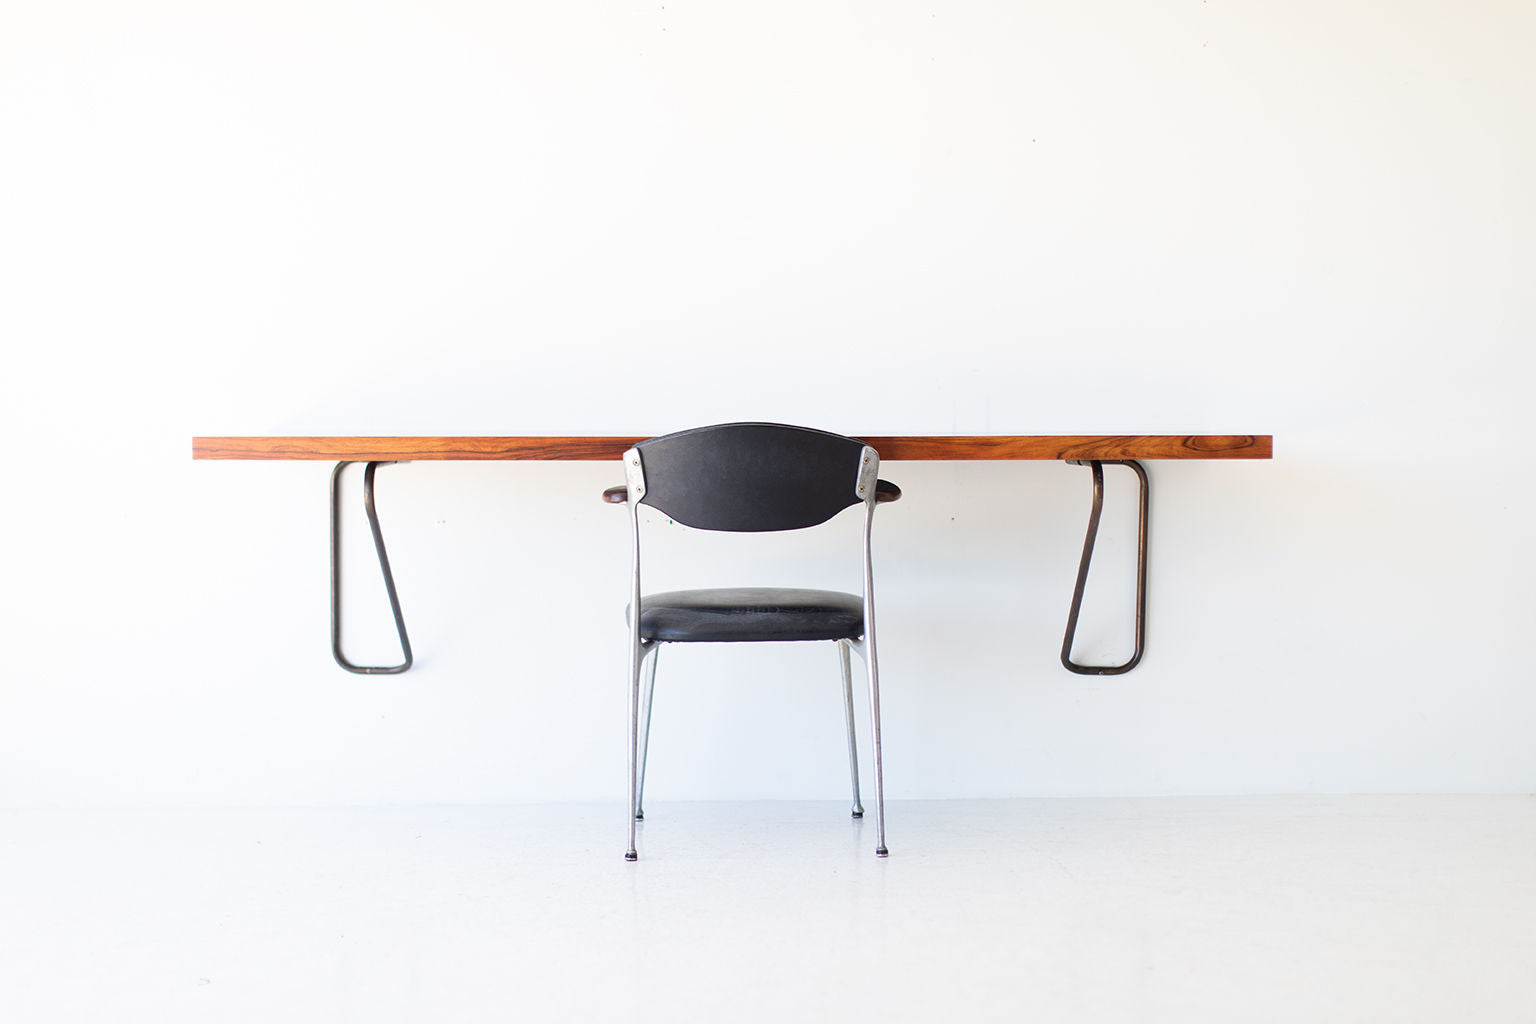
xmin=602 ymin=485 xmax=629 ymax=504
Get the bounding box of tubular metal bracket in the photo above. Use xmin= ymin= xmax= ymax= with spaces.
xmin=1061 ymin=459 xmax=1148 ymax=676
xmin=330 ymin=461 xmax=413 ymax=674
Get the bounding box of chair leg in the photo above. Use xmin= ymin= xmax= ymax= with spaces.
xmin=635 ymin=644 xmax=660 ymax=821
xmin=627 ymin=639 xmax=649 ymax=862
xmin=837 ymin=640 xmax=864 ymax=818
xmin=848 ymin=636 xmax=888 ymax=857
xmin=866 ymin=643 xmax=888 ymax=857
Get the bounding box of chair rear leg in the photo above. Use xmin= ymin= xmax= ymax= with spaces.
xmin=866 ymin=646 xmax=888 ymax=857
xmin=848 ymin=636 xmax=888 ymax=857
xmin=837 ymin=640 xmax=864 ymax=818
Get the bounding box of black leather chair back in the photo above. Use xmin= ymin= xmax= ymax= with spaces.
xmin=635 ymin=423 xmax=867 ymax=532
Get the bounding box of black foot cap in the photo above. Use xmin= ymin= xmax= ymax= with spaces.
xmin=851 ymin=810 xmax=864 ymax=819
xmin=625 ymin=851 xmax=638 ymax=862
xmin=634 ymin=810 xmax=644 ymax=821
xmin=876 ymin=846 xmax=889 ymax=858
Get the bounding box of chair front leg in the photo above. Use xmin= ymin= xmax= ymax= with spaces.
xmin=627 ymin=637 xmax=652 ymax=862
xmin=837 ymin=640 xmax=864 ymax=818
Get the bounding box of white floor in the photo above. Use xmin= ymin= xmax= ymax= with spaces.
xmin=2 ymin=796 xmax=1533 ymax=1023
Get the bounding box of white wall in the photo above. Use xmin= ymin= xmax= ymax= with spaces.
xmin=2 ymin=0 xmax=1532 ymax=807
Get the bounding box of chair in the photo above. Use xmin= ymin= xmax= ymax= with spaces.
xmin=604 ymin=422 xmax=900 ymax=860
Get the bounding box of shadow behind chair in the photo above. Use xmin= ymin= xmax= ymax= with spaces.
xmin=606 ymin=423 xmax=899 ymax=860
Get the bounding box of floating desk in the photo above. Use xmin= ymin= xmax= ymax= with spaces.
xmin=193 ymin=434 xmax=1272 ymax=676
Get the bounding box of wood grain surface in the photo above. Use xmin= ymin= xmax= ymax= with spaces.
xmin=194 ymin=434 xmax=1271 ymax=462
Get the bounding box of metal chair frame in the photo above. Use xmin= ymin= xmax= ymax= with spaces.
xmin=619 ymin=427 xmax=888 ymax=861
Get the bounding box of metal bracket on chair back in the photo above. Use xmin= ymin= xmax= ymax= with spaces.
xmin=330 ymin=461 xmax=413 ymax=674
xmin=1061 ymin=459 xmax=1148 ymax=676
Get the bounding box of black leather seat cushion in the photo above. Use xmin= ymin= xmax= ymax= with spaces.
xmin=635 ymin=588 xmax=864 ymax=643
